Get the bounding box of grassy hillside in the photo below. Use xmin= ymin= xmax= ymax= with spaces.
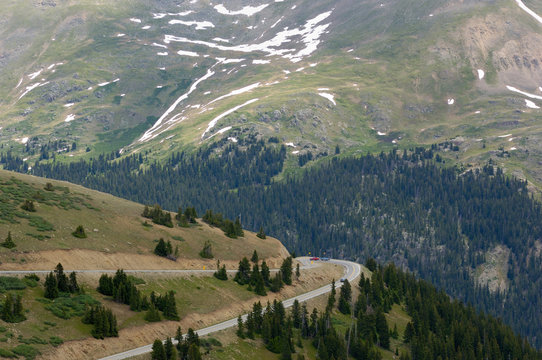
xmin=3 ymin=0 xmax=542 ymax=187
xmin=0 ymin=169 xmax=289 ymax=269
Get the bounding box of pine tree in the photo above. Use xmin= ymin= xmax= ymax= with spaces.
xmin=296 ymin=263 xmax=300 ymax=278
xmin=154 ymin=238 xmax=168 ymax=257
xmin=164 ymin=337 xmax=176 ymax=360
xmin=151 ymin=339 xmax=166 ymax=360
xmin=234 ymin=257 xmax=251 ymax=285
xmin=55 ymin=263 xmax=69 ymax=292
xmin=145 ymin=303 xmax=162 ymax=322
xmin=257 ymin=226 xmax=266 ymax=239
xmin=375 ymin=309 xmax=390 ymax=349
xmin=1 ymin=293 xmax=13 ymax=322
xmin=251 ymin=250 xmax=259 ymax=264
xmin=261 ymin=261 xmax=271 ymax=286
xmin=21 ymin=199 xmax=36 ymax=212
xmin=199 ymin=240 xmax=213 ymax=259
xmin=234 ymin=216 xmax=244 ymax=237
xmin=13 ymin=294 xmax=25 ymax=322
xmin=237 ymin=315 xmax=245 ymax=338
xmin=280 ymin=257 xmax=293 ymax=285
xmin=292 ymin=300 xmax=301 ymax=329
xmin=338 ymin=279 xmax=352 ymax=314
xmin=72 ymin=225 xmax=87 ymax=238
xmin=44 ymin=271 xmax=58 ymax=299
xmin=1 ymin=231 xmax=16 ymax=249
xmin=163 ymin=291 xmax=179 ymax=320
xmin=187 ymin=343 xmax=202 ymax=360
xmin=270 ymin=272 xmax=284 ymax=292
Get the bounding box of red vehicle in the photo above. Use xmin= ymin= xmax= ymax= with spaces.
xmin=310 ymin=257 xmax=320 ymax=261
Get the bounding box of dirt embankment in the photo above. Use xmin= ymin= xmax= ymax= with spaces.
xmin=2 ymin=248 xmax=288 ymax=271
xmin=38 ymin=263 xmax=342 ymax=360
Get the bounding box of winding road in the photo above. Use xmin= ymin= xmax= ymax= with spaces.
xmin=97 ymin=257 xmax=361 ymax=360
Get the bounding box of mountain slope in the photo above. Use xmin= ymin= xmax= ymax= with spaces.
xmin=3 ymin=0 xmax=542 ymax=185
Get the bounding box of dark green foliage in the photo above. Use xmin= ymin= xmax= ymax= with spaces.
xmin=44 ymin=182 xmax=54 ymax=191
xmin=237 ymin=315 xmax=245 ymax=338
xmin=142 ymin=205 xmax=173 ymax=227
xmin=145 ymin=303 xmax=161 ymax=322
xmin=338 ymin=279 xmax=352 ymax=315
xmin=261 ymin=261 xmax=270 ymax=286
xmin=0 ymin=276 xmax=26 ymax=292
xmin=44 ymin=294 xmax=99 ymax=319
xmin=280 ymin=257 xmax=293 ymax=286
xmin=1 ymin=293 xmax=26 ymax=323
xmin=183 ymin=206 xmax=198 ymax=224
xmin=12 ymin=138 xmax=542 ymax=347
xmin=270 ymin=272 xmax=283 ymax=293
xmin=213 ymin=261 xmax=228 ymax=281
xmin=199 ymin=240 xmax=213 ymax=259
xmin=151 ymin=339 xmax=166 ymax=360
xmin=71 ymin=225 xmax=87 ymax=238
xmin=251 ymin=250 xmax=259 ymax=263
xmin=12 ymin=344 xmax=40 ymax=360
xmin=49 ymin=336 xmax=64 ymax=347
xmin=82 ymin=304 xmax=118 ymax=339
xmin=21 ymin=200 xmax=36 ymax=212
xmin=234 ymin=257 xmax=251 ymax=285
xmin=44 ymin=272 xmax=58 ymax=299
xmin=365 ymin=258 xmax=377 ymax=272
xmin=154 ymin=238 xmax=174 ymax=258
xmin=257 ymin=226 xmax=266 ymax=239
xmin=97 ymin=270 xmax=148 ymax=312
xmin=1 ymin=232 xmax=16 ymax=249
xmin=0 ymin=348 xmax=16 ymax=358
xmin=202 ymin=210 xmax=244 ymax=238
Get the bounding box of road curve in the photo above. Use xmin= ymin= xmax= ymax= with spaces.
xmin=99 ymin=258 xmax=361 ymax=360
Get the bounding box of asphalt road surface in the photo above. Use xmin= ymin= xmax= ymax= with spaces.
xmin=98 ymin=257 xmax=361 ymax=360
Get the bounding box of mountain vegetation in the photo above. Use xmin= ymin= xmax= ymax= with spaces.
xmin=8 ymin=144 xmax=542 ymax=347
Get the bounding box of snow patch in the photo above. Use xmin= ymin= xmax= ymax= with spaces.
xmin=223 ymin=58 xmax=245 ymax=64
xmin=228 ymin=137 xmax=238 ymax=143
xmin=506 ymin=85 xmax=542 ymax=100
xmin=498 ymin=134 xmax=512 ymax=138
xmin=129 ymin=18 xmax=142 ymax=23
xmin=474 ymin=110 xmax=481 ymax=114
xmin=377 ymin=131 xmax=386 ymax=136
xmin=168 ymin=19 xmax=214 ymax=30
xmin=477 ymin=69 xmax=485 ymax=80
xmin=271 ymin=16 xmax=284 ymax=29
xmin=317 ymin=87 xmax=330 ymax=91
xmin=64 ymin=103 xmax=74 ymax=108
xmin=140 ymin=65 xmax=217 ymax=142
xmin=292 ymin=150 xmax=300 ymax=154
xmin=285 ymin=142 xmax=296 ymax=147
xmin=64 ymin=114 xmax=75 ymax=122
xmin=28 ymin=70 xmax=42 ymax=80
xmin=204 ymin=91 xmax=211 ymax=95
xmin=214 ymin=4 xmax=269 ymax=16
xmin=157 ymin=52 xmax=169 ymax=56
xmin=253 ymin=59 xmax=270 ymax=64
xmin=18 ymin=82 xmax=48 ymax=100
xmin=447 ymin=98 xmax=455 ymax=105
xmin=142 ymin=25 xmax=151 ymax=30
xmin=525 ymin=99 xmax=540 ymax=109
xmin=177 ymin=50 xmax=199 ymax=57
xmin=213 ymin=37 xmax=230 ymax=43
xmin=202 ymin=99 xmax=259 ymax=139
xmin=152 ymin=13 xmax=167 ymax=19
xmin=514 ymin=0 xmax=542 ymax=24
xmin=209 ymin=82 xmax=260 ymax=104
xmin=21 ymin=137 xmax=29 ymax=144
xmin=16 ymin=78 xmax=23 ymax=88
xmin=318 ymin=92 xmax=336 ymax=105
xmin=152 ymin=43 xmax=168 ymax=49
xmin=116 ymin=33 xmax=126 ymax=37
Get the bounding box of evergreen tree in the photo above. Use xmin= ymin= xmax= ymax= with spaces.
xmin=151 ymin=339 xmax=166 ymax=360
xmin=237 ymin=315 xmax=245 ymax=338
xmin=21 ymin=199 xmax=36 ymax=212
xmin=234 ymin=216 xmax=244 ymax=237
xmin=187 ymin=343 xmax=202 ymax=360
xmin=55 ymin=263 xmax=69 ymax=292
xmin=213 ymin=260 xmax=228 ymax=280
xmin=375 ymin=310 xmax=390 ymax=349
xmin=257 ymin=226 xmax=266 ymax=239
xmin=154 ymin=238 xmax=168 ymax=257
xmin=68 ymin=271 xmax=80 ymax=293
xmin=251 ymin=250 xmax=259 ymax=264
xmin=44 ymin=271 xmax=58 ymax=299
xmin=145 ymin=303 xmax=161 ymax=322
xmin=234 ymin=257 xmax=251 ymax=285
xmin=1 ymin=293 xmax=13 ymax=322
xmin=72 ymin=225 xmax=87 ymax=238
xmin=162 ymin=291 xmax=179 ymax=320
xmin=1 ymin=231 xmax=16 ymax=249
xmin=296 ymin=263 xmax=300 ymax=278
xmin=270 ymin=272 xmax=284 ymax=292
xmin=164 ymin=337 xmax=176 ymax=360
xmin=199 ymin=240 xmax=213 ymax=259
xmin=338 ymin=279 xmax=352 ymax=314
xmin=292 ymin=300 xmax=301 ymax=329
xmin=280 ymin=257 xmax=293 ymax=285
xmin=261 ymin=261 xmax=271 ymax=286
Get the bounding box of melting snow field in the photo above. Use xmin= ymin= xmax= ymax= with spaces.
xmin=477 ymin=69 xmax=485 ymax=80
xmin=214 ymin=4 xmax=269 ymax=16
xmin=506 ymin=85 xmax=542 ymax=100
xmin=21 ymin=137 xmax=29 ymax=144
xmin=209 ymin=82 xmax=260 ymax=104
xmin=525 ymin=99 xmax=540 ymax=109
xmin=377 ymin=131 xmax=386 ymax=136
xmin=318 ymin=92 xmax=336 ymax=105
xmin=64 ymin=114 xmax=75 ymax=123
xmin=177 ymin=50 xmax=199 ymax=57
xmin=498 ymin=134 xmax=512 ymax=138
xmin=514 ymin=0 xmax=542 ymax=24
xmin=202 ymin=98 xmax=259 ymax=139
xmin=169 ymin=19 xmax=214 ymax=30
xmin=447 ymin=99 xmax=455 ymax=105
xmin=253 ymin=59 xmax=271 ymax=64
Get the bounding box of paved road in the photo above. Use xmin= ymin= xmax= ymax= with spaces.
xmin=99 ymin=257 xmax=361 ymax=360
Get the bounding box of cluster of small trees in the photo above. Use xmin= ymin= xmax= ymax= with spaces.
xmin=82 ymin=304 xmax=118 ymax=339
xmin=202 ymin=210 xmax=243 ymax=238
xmin=154 ymin=238 xmax=179 ymax=260
xmin=176 ymin=206 xmax=197 ymax=227
xmin=1 ymin=293 xmax=25 ymax=323
xmin=1 ymin=231 xmax=16 ymax=249
xmin=151 ymin=326 xmax=202 ymax=360
xmin=44 ymin=263 xmax=79 ymax=299
xmin=143 ymin=205 xmax=173 ymax=228
xmin=21 ymin=199 xmax=36 ymax=212
xmin=232 ymin=253 xmax=293 ymax=296
xmin=97 ymin=270 xmax=179 ymax=322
